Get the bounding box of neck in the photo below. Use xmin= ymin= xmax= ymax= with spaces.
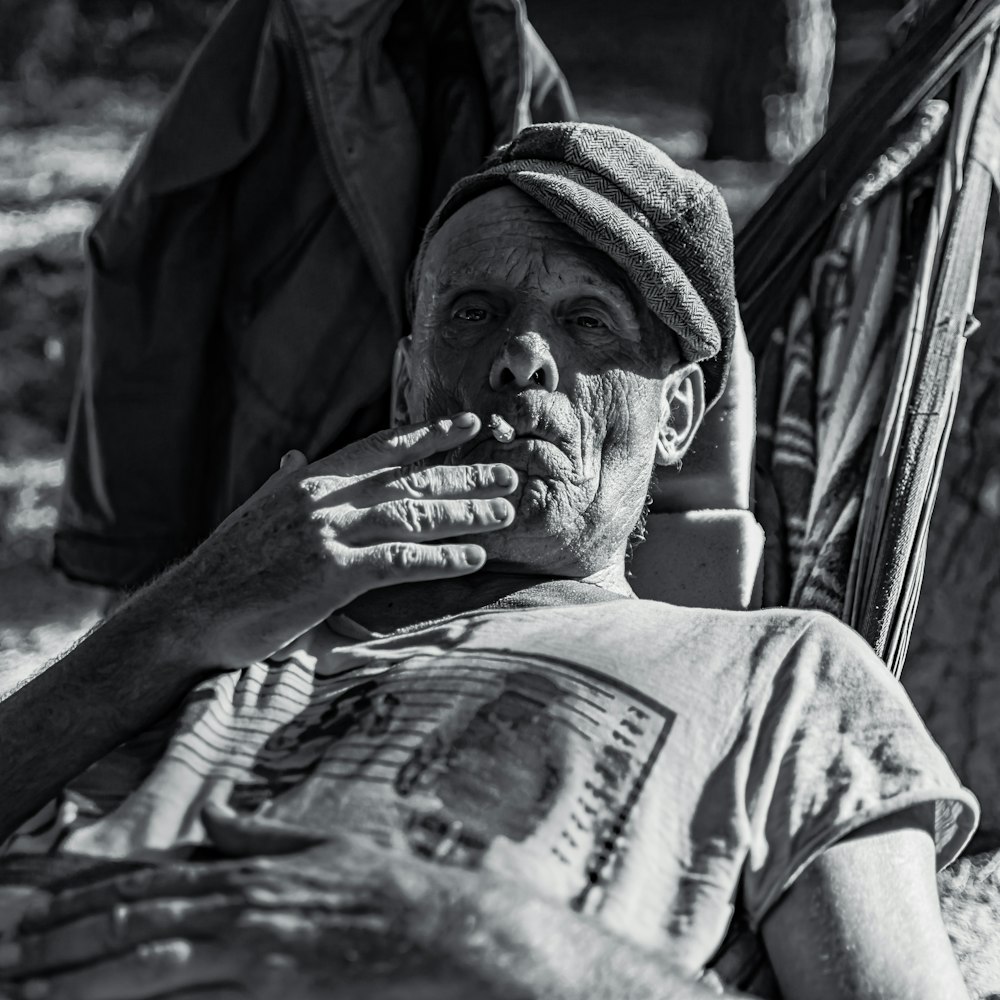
xmin=340 ymin=564 xmax=633 ymax=633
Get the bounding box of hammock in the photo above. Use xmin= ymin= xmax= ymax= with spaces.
xmin=738 ymin=0 xmax=1000 ymax=677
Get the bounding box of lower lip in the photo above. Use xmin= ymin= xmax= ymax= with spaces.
xmin=470 ymin=435 xmax=561 ymax=454
xmin=493 ymin=437 xmax=554 ymax=449
xmin=485 ymin=437 xmax=569 ymax=471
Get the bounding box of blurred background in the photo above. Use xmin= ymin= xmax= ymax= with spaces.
xmin=1 ymin=0 xmax=999 ymax=834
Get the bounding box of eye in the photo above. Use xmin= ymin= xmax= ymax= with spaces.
xmin=572 ymin=314 xmax=608 ymax=330
xmin=454 ymin=306 xmax=490 ymax=323
xmin=566 ymin=308 xmax=618 ymax=335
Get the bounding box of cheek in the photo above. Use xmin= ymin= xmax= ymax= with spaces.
xmin=573 ymin=373 xmax=661 ymax=494
xmin=408 ymin=340 xmax=483 ymax=415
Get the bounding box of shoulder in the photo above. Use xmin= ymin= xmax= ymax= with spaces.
xmin=628 ymin=598 xmax=847 ymax=642
xmin=625 ymin=599 xmax=867 ymax=678
xmin=733 ymin=611 xmax=980 ymax=923
xmin=720 ymin=607 xmax=908 ymax=735
xmin=756 ymin=608 xmax=900 ymax=707
xmin=624 ymin=602 xmax=908 ymax=744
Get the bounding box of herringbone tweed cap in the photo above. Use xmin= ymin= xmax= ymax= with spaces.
xmin=417 ymin=121 xmax=736 ymax=407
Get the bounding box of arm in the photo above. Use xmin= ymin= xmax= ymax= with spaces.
xmin=2 ymin=809 xmax=757 ymax=1000
xmin=761 ymin=805 xmax=970 ymax=1000
xmin=0 ymin=576 xmax=222 ymax=842
xmin=0 ymin=812 xmax=964 ymax=1000
xmin=0 ymin=414 xmax=517 ymax=841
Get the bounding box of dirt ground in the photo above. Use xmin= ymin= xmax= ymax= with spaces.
xmin=0 ymin=77 xmax=160 ymax=684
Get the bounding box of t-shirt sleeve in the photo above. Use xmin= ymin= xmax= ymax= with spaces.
xmin=740 ymin=613 xmax=980 ymax=930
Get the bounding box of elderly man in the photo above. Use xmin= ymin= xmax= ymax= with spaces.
xmin=0 ymin=124 xmax=978 ymax=999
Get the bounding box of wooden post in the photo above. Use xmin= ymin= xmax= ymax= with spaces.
xmin=705 ymin=0 xmax=835 ymax=162
xmin=905 ymin=212 xmax=1000 ymax=838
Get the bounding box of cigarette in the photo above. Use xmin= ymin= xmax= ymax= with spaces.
xmin=488 ymin=414 xmax=515 ymax=443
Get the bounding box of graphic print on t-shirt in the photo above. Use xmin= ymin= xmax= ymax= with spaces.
xmin=230 ymin=648 xmax=675 ymax=914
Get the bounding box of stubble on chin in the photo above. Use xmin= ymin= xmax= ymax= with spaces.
xmin=477 ymin=475 xmax=599 ymax=572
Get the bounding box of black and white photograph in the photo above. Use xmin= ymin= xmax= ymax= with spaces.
xmin=1 ymin=0 xmax=999 ymax=996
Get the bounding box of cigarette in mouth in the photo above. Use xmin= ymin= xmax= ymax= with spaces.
xmin=488 ymin=414 xmax=515 ymax=443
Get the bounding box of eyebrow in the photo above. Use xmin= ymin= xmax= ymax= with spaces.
xmin=432 ymin=265 xmax=640 ymax=311
xmin=571 ymin=251 xmax=647 ymax=316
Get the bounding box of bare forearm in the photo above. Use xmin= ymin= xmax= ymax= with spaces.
xmin=0 ymin=575 xmax=216 ymax=840
xmin=0 ymin=414 xmax=504 ymax=843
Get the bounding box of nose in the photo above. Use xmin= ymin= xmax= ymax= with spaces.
xmin=489 ymin=331 xmax=559 ymax=392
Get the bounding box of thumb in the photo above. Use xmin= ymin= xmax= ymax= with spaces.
xmin=202 ymin=802 xmax=327 ymax=857
xmin=279 ymin=449 xmax=308 ymax=472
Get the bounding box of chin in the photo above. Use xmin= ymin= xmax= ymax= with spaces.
xmin=473 ymin=490 xmax=610 ymax=577
xmin=513 ymin=477 xmax=560 ymax=516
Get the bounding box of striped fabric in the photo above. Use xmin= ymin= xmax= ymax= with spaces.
xmin=749 ymin=22 xmax=1000 ymax=677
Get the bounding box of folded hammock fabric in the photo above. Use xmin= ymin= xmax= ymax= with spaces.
xmin=741 ymin=0 xmax=1000 ymax=677
xmin=414 ymin=121 xmax=736 ymax=408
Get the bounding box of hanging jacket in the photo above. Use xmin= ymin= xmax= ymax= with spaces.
xmin=54 ymin=0 xmax=575 ymax=589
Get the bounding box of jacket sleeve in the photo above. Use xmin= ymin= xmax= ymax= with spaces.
xmin=55 ymin=0 xmax=282 ymax=587
xmin=524 ymin=21 xmax=578 ymax=124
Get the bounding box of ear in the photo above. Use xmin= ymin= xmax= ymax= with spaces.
xmin=390 ymin=336 xmax=414 ymax=427
xmin=656 ymin=362 xmax=705 ymax=467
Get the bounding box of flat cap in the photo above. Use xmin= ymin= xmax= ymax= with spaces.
xmin=416 ymin=121 xmax=736 ymax=407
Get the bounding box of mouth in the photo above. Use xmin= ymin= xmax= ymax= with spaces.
xmin=465 ymin=414 xmax=571 ymax=480
xmin=486 ymin=412 xmax=561 ymax=447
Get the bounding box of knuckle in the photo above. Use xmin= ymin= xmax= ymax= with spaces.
xmin=370 ymin=427 xmax=401 ymax=450
xmin=219 ymin=866 xmax=269 ymax=900
xmin=439 ymin=546 xmax=463 ymax=569
xmin=116 ymin=867 xmax=158 ymax=900
xmin=398 ymin=499 xmax=432 ymax=533
xmin=296 ymin=476 xmax=328 ymax=504
xmin=406 ymin=469 xmax=430 ymax=495
xmin=383 ymin=542 xmax=422 ymax=574
xmin=381 ymin=425 xmax=421 ymax=452
xmin=312 ymin=510 xmax=338 ymax=543
xmin=294 ymin=476 xmax=316 ymax=498
xmin=462 ymin=466 xmax=480 ymax=492
xmin=136 ymin=938 xmax=193 ymax=973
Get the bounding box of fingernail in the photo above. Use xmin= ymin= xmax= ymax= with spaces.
xmin=453 ymin=412 xmax=477 ymax=428
xmin=462 ymin=546 xmax=485 ymax=566
xmin=0 ymin=942 xmax=20 ymax=967
xmin=280 ymin=451 xmax=293 ymax=468
xmin=493 ymin=465 xmax=514 ymax=487
xmin=489 ymin=499 xmax=510 ymax=521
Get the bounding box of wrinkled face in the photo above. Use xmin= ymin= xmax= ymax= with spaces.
xmin=403 ymin=186 xmax=691 ymax=576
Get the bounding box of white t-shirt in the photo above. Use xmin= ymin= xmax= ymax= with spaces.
xmin=6 ymin=584 xmax=979 ymax=973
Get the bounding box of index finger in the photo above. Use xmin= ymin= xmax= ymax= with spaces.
xmin=312 ymin=413 xmax=481 ymax=478
xmin=18 ymin=866 xmax=254 ymax=934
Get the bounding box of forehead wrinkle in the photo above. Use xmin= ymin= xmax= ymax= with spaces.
xmin=424 ymin=187 xmax=642 ymax=300
xmin=428 ymin=232 xmax=640 ymax=314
